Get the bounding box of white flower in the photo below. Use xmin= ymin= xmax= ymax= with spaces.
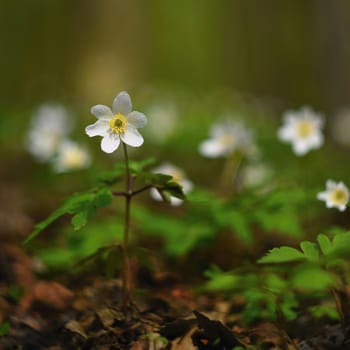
xmin=199 ymin=120 xmax=254 ymax=158
xmin=27 ymin=104 xmax=72 ymax=162
xmin=277 ymin=106 xmax=324 ymax=156
xmin=150 ymin=163 xmax=193 ymax=206
xmin=85 ymin=91 xmax=147 ymax=153
xmin=53 ymin=140 xmax=91 ymax=173
xmin=317 ymin=180 xmax=349 ymax=211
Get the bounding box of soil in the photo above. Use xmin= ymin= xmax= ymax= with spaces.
xmin=1 ymin=243 xmax=350 ymax=350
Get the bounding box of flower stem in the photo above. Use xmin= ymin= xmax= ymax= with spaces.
xmin=122 ymin=142 xmax=132 ymax=311
xmin=220 ymin=152 xmax=243 ymax=195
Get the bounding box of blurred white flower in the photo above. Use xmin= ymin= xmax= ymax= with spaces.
xmin=150 ymin=163 xmax=193 ymax=206
xmin=53 ymin=140 xmax=91 ymax=173
xmin=199 ymin=120 xmax=255 ymax=158
xmin=277 ymin=106 xmax=324 ymax=156
xmin=86 ymin=91 xmax=147 ymax=153
xmin=317 ymin=180 xmax=349 ymax=211
xmin=145 ymin=103 xmax=177 ymax=143
xmin=330 ymin=109 xmax=350 ymax=147
xmin=240 ymin=163 xmax=273 ymax=189
xmin=27 ymin=104 xmax=72 ymax=162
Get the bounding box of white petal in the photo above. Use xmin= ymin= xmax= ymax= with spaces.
xmin=277 ymin=125 xmax=294 ymax=142
xmin=85 ymin=120 xmax=109 ymax=137
xmin=127 ymin=111 xmax=147 ymax=128
xmin=317 ymin=191 xmax=328 ymax=201
xmin=199 ymin=139 xmax=227 ymax=158
xmin=339 ymin=205 xmax=347 ymax=211
xmin=182 ymin=179 xmax=193 ymax=193
xmin=91 ymin=105 xmax=113 ymax=120
xmin=150 ymin=188 xmax=163 ymax=202
xmin=101 ymin=134 xmax=121 ymax=153
xmin=121 ymin=126 xmax=144 ymax=147
xmin=112 ymin=91 xmax=132 ymax=115
xmin=292 ymin=140 xmax=310 ymax=156
xmin=170 ymin=197 xmax=184 ymax=206
xmin=326 ymin=180 xmax=337 ymax=189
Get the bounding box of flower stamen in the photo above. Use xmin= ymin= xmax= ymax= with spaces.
xmin=297 ymin=121 xmax=313 ymax=138
xmin=331 ymin=188 xmax=348 ymax=205
xmin=109 ymin=113 xmax=127 ymax=134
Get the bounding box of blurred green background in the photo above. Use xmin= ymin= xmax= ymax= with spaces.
xmin=1 ymin=0 xmax=350 ymax=111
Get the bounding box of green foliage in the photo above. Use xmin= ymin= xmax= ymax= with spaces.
xmin=38 ymin=218 xmax=124 ymax=268
xmin=133 ymin=184 xmax=314 ymax=257
xmin=258 ymin=231 xmax=350 ymax=267
xmin=24 ymin=187 xmax=113 ymax=243
xmin=308 ymin=304 xmax=339 ymax=320
xmin=0 ymin=322 xmax=10 ymax=337
xmin=203 ymin=265 xmax=240 ymax=292
xmin=258 ymin=247 xmax=305 ymax=264
xmin=134 ymin=205 xmax=213 ymax=255
xmin=202 ymin=266 xmax=298 ymax=324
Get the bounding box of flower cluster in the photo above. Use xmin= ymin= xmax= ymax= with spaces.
xmin=277 ymin=106 xmax=349 ymax=211
xmin=27 ymin=104 xmax=90 ymax=173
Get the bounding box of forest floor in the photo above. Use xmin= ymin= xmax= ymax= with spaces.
xmin=1 ymin=243 xmax=350 ymax=350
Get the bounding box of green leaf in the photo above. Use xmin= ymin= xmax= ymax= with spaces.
xmin=291 ymin=266 xmax=334 ymax=291
xmin=71 ymin=209 xmax=90 ymax=230
xmin=24 ymin=187 xmax=113 ymax=244
xmin=96 ymin=163 xmax=125 ymax=184
xmin=129 ymin=157 xmax=156 ymax=175
xmin=300 ymin=241 xmax=319 ymax=262
xmin=317 ymin=234 xmax=332 ymax=255
xmin=226 ymin=210 xmax=252 ymax=243
xmin=204 ymin=273 xmax=240 ymax=292
xmin=258 ymin=247 xmax=305 ymax=264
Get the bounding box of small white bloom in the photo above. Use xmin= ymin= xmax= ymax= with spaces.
xmin=150 ymin=163 xmax=193 ymax=206
xmin=277 ymin=106 xmax=324 ymax=156
xmin=199 ymin=120 xmax=254 ymax=158
xmin=53 ymin=140 xmax=91 ymax=173
xmin=317 ymin=180 xmax=349 ymax=211
xmin=27 ymin=104 xmax=72 ymax=162
xmin=85 ymin=91 xmax=147 ymax=153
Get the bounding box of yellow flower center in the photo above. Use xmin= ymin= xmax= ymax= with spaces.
xmin=331 ymin=188 xmax=348 ymax=204
xmin=170 ymin=170 xmax=183 ymax=184
xmin=64 ymin=149 xmax=86 ymax=168
xmin=297 ymin=121 xmax=313 ymax=138
xmin=109 ymin=113 xmax=127 ymax=134
xmin=218 ymin=134 xmax=235 ymax=146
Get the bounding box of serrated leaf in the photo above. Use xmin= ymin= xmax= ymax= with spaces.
xmin=258 ymin=247 xmax=305 ymax=264
xmin=317 ymin=234 xmax=332 ymax=255
xmin=300 ymin=241 xmax=319 ymax=262
xmin=24 ymin=187 xmax=113 ymax=244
